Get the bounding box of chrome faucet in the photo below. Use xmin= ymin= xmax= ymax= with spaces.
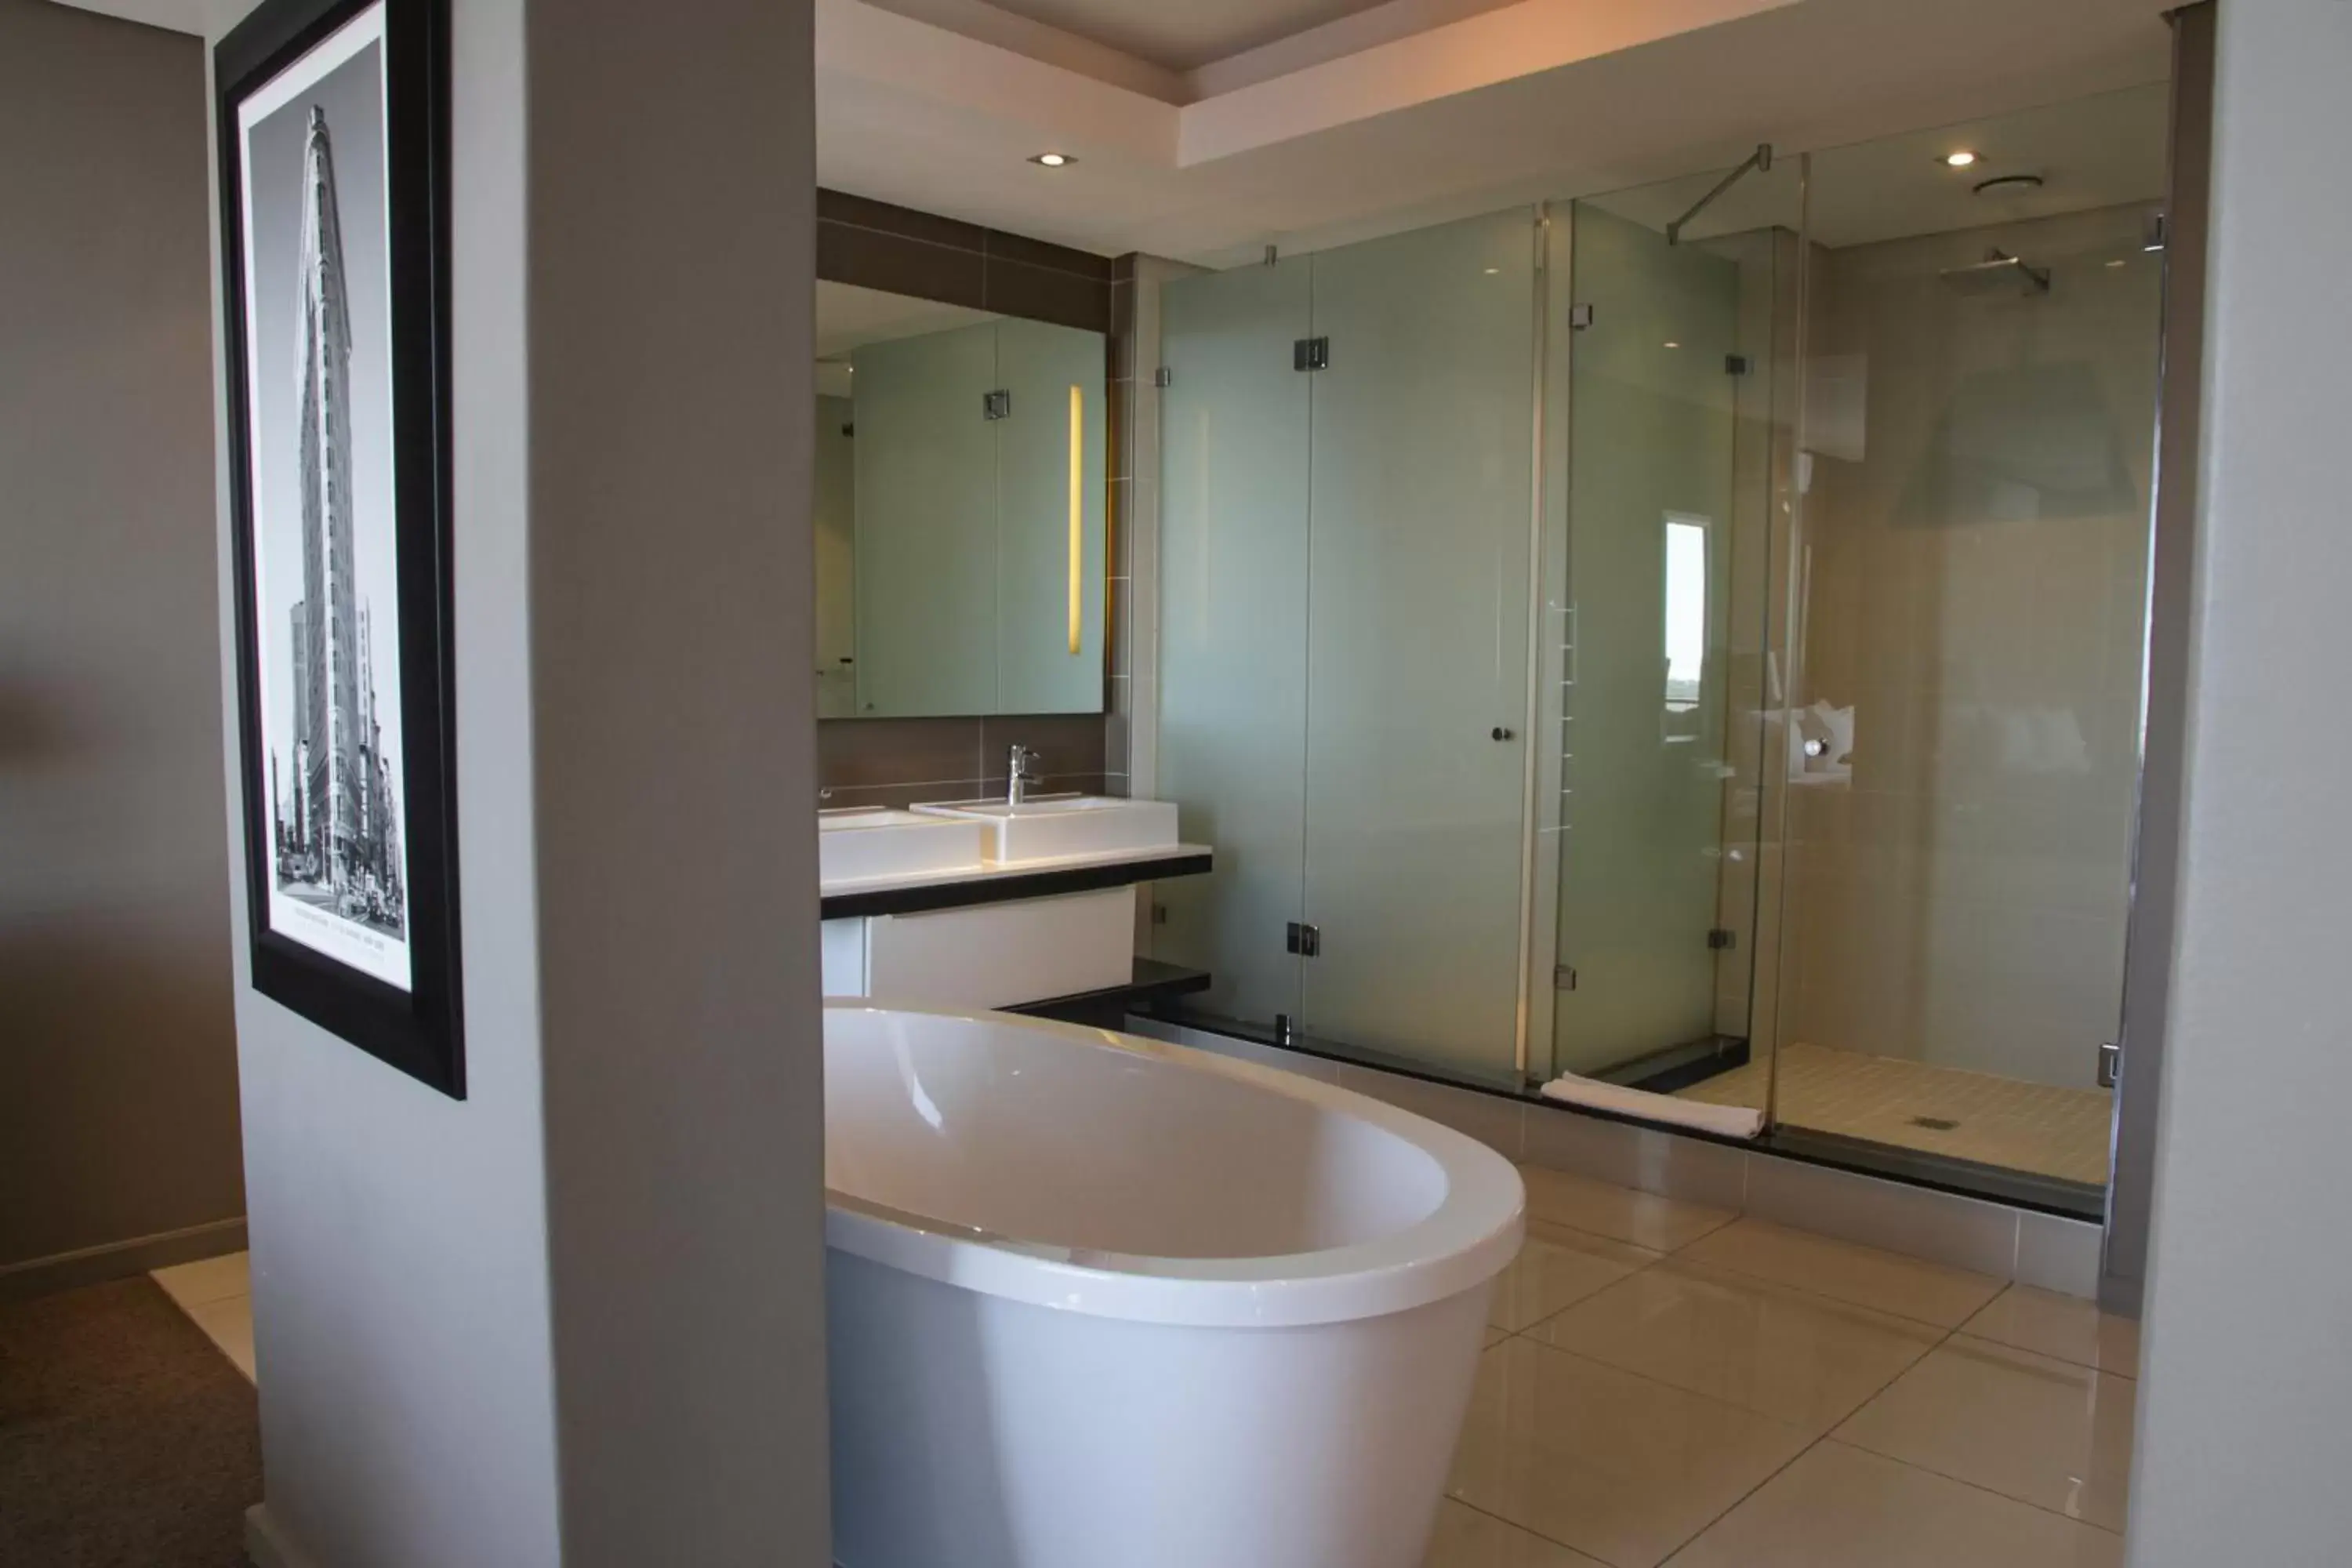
xmin=1007 ymin=744 xmax=1040 ymax=806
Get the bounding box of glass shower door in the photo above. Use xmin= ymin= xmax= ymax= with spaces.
xmin=1537 ymin=164 xmax=1801 ymax=1101
xmin=1154 ymin=259 xmax=1313 ymax=1029
xmin=1550 ymin=202 xmax=1747 ymax=1077
xmin=1764 ymin=93 xmax=2167 ymax=1195
xmin=1298 ymin=209 xmax=1537 ymax=1083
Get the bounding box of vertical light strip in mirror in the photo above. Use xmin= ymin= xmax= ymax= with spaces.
xmin=1067 ymin=383 xmax=1083 ymax=654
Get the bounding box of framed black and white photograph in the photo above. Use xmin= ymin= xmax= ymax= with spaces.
xmin=219 ymin=0 xmax=462 ymax=1095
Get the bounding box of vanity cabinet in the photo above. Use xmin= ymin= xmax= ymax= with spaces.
xmin=851 ymin=318 xmax=1106 ymax=717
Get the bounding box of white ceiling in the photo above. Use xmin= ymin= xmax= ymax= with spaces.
xmin=900 ymin=0 xmax=1410 ymax=72
xmin=816 ymin=0 xmax=2176 ymax=267
xmin=1588 ymin=82 xmax=2171 ymax=252
xmin=73 ymin=0 xmax=2180 ymax=273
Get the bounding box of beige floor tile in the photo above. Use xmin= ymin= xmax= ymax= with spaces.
xmin=1531 ymin=1261 xmax=1944 ymax=1437
xmin=1517 ymin=1166 xmax=1734 ymax=1254
xmin=1424 ymin=1500 xmax=1608 ymax=1567
xmin=184 ymin=1293 xmax=257 ymax=1384
xmin=1961 ymin=1286 xmax=2142 ymax=1376
xmin=1490 ymin=1221 xmax=1661 ymax=1333
xmin=1665 ymin=1439 xmax=2125 ymax=1568
xmin=151 ymin=1250 xmax=250 ymax=1310
xmin=1676 ymin=1218 xmax=2005 ymax=1328
xmin=1835 ymin=1339 xmax=2134 ymax=1530
xmin=1449 ymin=1337 xmax=1811 ymax=1568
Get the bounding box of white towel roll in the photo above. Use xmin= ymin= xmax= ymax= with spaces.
xmin=1538 ymin=1072 xmax=1765 ymax=1141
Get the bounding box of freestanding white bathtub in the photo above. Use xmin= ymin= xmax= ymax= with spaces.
xmin=824 ymin=1003 xmax=1525 ymax=1568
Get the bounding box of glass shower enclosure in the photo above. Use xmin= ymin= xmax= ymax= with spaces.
xmin=1156 ymin=209 xmax=1537 ymax=1087
xmin=1152 ymin=83 xmax=2170 ymax=1212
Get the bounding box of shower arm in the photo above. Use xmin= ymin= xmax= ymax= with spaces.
xmin=1665 ymin=144 xmax=1774 ymax=246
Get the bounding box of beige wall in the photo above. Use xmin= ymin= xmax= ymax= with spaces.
xmin=0 ymin=0 xmax=240 ymax=1287
xmin=1786 ymin=203 xmax=2161 ymax=1089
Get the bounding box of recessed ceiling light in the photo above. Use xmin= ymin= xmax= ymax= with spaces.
xmin=1944 ymin=151 xmax=1979 ymax=168
xmin=1663 ymin=340 xmax=1681 ymax=349
xmin=1029 ymin=151 xmax=1074 ymax=168
xmin=2106 ymin=259 xmax=2127 ymax=268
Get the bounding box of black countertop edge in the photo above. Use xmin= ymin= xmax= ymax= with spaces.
xmin=1005 ymin=958 xmax=1211 ymax=1020
xmin=819 ymin=851 xmax=1211 ymax=920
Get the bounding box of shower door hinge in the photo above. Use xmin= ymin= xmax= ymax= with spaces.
xmin=1293 ymin=337 xmax=1330 ymax=372
xmin=1724 ymin=354 xmax=1751 ymax=376
xmin=1554 ymin=964 xmax=1578 ymax=991
xmin=1152 ymin=902 xmax=1168 ymax=926
xmin=982 ymin=389 xmax=1011 ymax=420
xmin=1567 ymin=303 xmax=1595 ymax=331
xmin=1153 ymin=365 xmax=1173 ymax=388
xmin=1708 ymin=927 xmax=1737 ymax=951
xmin=2098 ymin=1040 xmax=2122 ymax=1090
xmin=1286 ymin=921 xmax=1321 ymax=957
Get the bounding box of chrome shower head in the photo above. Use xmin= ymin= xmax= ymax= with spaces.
xmin=1939 ymin=248 xmax=2051 ymax=297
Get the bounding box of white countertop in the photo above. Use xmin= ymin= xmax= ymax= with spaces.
xmin=818 ymin=840 xmax=1211 ymax=902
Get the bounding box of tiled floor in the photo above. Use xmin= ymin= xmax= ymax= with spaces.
xmin=1429 ymin=1167 xmax=2137 ymax=1568
xmin=1676 ymin=1043 xmax=2114 ymax=1186
xmin=148 ymin=1198 xmax=2140 ymax=1568
xmin=151 ymin=1251 xmax=255 ymax=1383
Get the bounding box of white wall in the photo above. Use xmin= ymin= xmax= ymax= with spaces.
xmin=2128 ymin=0 xmax=2352 ymax=1560
xmin=211 ymin=1 xmax=827 ymax=1563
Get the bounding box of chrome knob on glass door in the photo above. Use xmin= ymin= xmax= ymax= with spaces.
xmin=1490 ymin=726 xmax=1515 ymax=742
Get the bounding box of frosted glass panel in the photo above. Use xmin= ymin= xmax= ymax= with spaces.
xmin=1551 ymin=203 xmax=1744 ymax=1075
xmin=1153 ymin=260 xmax=1312 ymax=1026
xmin=996 ymin=319 xmax=1107 ymax=713
xmin=1300 ymin=210 xmax=1535 ymax=1080
xmin=853 ymin=322 xmax=1000 ymax=716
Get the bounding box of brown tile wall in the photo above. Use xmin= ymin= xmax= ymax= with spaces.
xmin=818 ymin=715 xmax=1109 ymax=809
xmin=815 ymin=189 xmax=1111 ymax=331
xmin=811 ymin=189 xmax=1128 ymax=804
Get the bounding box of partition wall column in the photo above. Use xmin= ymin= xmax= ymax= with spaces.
xmin=216 ymin=1 xmax=831 ymax=1563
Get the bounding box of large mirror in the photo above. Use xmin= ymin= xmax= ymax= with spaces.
xmin=815 ymin=281 xmax=1109 ymax=719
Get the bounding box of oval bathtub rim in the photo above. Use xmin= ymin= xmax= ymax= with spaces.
xmin=823 ymin=1001 xmax=1527 ymax=1329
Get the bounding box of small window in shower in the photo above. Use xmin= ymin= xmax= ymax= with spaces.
xmin=1663 ymin=514 xmax=1709 ymax=741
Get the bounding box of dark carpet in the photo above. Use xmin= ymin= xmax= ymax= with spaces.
xmin=0 ymin=1277 xmax=259 ymax=1567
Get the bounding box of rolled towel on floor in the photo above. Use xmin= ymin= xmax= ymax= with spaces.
xmin=1539 ymin=1072 xmax=1765 ymax=1141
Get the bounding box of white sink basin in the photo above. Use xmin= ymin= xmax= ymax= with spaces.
xmin=911 ymin=794 xmax=1180 ymax=866
xmin=818 ymin=808 xmax=989 ymax=885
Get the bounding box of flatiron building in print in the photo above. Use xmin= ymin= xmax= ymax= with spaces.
xmin=275 ymin=103 xmax=402 ymax=936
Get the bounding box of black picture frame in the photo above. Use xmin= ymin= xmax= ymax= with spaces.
xmin=217 ymin=0 xmax=463 ymax=1098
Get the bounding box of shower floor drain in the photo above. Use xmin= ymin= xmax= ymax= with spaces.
xmin=1909 ymin=1116 xmax=1961 ymax=1131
